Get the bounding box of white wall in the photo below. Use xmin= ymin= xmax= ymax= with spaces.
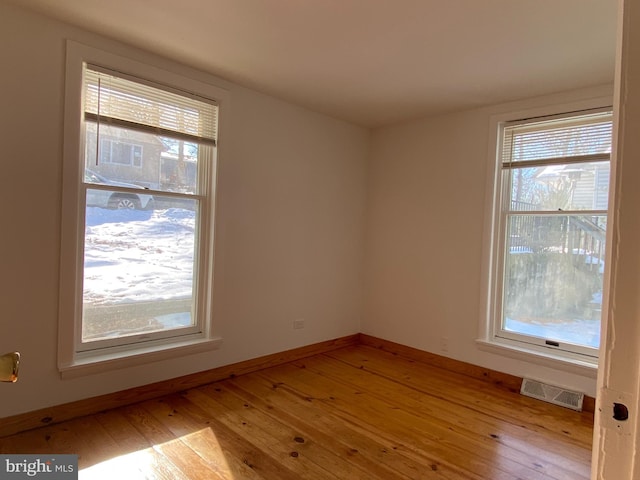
xmin=0 ymin=2 xmax=368 ymax=417
xmin=363 ymin=86 xmax=614 ymax=398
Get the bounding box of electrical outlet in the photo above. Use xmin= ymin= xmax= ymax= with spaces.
xmin=293 ymin=318 xmax=305 ymax=330
xmin=440 ymin=336 xmax=449 ymax=353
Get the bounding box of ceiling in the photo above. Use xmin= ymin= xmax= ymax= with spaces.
xmin=9 ymin=0 xmax=618 ymax=128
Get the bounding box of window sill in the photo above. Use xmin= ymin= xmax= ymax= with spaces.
xmin=59 ymin=336 xmax=223 ymax=379
xmin=475 ymin=338 xmax=598 ymax=378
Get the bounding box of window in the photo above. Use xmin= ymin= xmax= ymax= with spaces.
xmin=484 ymin=107 xmax=612 ymax=362
xmin=59 ymin=43 xmax=226 ymax=374
xmin=99 ymin=138 xmax=143 ymax=167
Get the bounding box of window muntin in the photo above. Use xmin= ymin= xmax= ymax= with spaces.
xmin=76 ymin=65 xmax=217 ymax=352
xmin=492 ymin=109 xmax=612 ymax=358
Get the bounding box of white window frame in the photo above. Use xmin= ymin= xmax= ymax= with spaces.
xmin=477 ymin=97 xmax=612 ymax=375
xmin=58 ymin=42 xmax=227 ymax=378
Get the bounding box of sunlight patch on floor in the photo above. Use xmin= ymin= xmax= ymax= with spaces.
xmin=80 ymin=449 xmax=157 ymax=479
xmin=79 ymin=428 xmax=232 ymax=479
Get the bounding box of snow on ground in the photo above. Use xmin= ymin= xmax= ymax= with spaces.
xmin=83 ymin=207 xmax=195 ymax=305
xmin=505 ymin=317 xmax=600 ymax=348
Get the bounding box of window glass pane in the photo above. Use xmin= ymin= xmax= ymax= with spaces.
xmin=85 ymin=122 xmax=199 ymax=194
xmin=507 ymin=161 xmax=609 ymax=211
xmin=502 ymin=214 xmax=605 ymax=349
xmin=82 ymin=195 xmax=198 ymax=342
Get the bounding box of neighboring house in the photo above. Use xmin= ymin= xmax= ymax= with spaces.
xmin=536 ymin=163 xmax=610 ymax=210
xmin=84 ymin=124 xmax=165 ymax=189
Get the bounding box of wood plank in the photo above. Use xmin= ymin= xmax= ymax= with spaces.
xmin=117 ymin=402 xmax=177 ymax=446
xmin=326 ymin=346 xmax=593 ymax=447
xmin=260 ymin=358 xmax=586 ymax=480
xmin=153 ymin=438 xmax=229 ymax=480
xmin=320 ymin=352 xmax=590 ymax=469
xmin=117 ymin=401 xmax=225 ymax=480
xmin=315 ymin=350 xmax=591 ymax=479
xmin=0 ymin=334 xmax=359 ymax=437
xmin=188 ymin=384 xmax=392 ymax=480
xmin=359 ymin=333 xmax=596 ymax=413
xmin=258 ymin=363 xmax=516 ymax=479
xmin=0 ymin=416 xmax=120 ymax=469
xmin=93 ymin=409 xmax=153 ymax=454
xmin=142 ymin=394 xmax=291 ymax=480
xmin=0 ymin=423 xmax=75 ymax=456
xmin=0 ymin=333 xmax=594 ymax=438
xmin=58 ymin=416 xmax=122 ymax=469
xmin=167 ymin=390 xmax=344 ymax=480
xmin=80 ymin=446 xmax=191 ymax=480
xmin=225 ymin=372 xmax=468 ymax=480
xmin=0 ymin=344 xmax=593 ymax=479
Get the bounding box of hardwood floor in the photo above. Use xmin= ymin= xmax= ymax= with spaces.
xmin=0 ymin=345 xmax=594 ymax=479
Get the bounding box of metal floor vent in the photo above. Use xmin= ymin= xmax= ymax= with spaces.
xmin=520 ymin=378 xmax=584 ymax=411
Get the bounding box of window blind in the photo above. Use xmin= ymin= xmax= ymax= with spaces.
xmin=84 ymin=65 xmax=218 ymax=146
xmin=502 ymin=110 xmax=612 ymax=166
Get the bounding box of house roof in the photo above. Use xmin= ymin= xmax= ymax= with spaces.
xmin=8 ymin=0 xmax=618 ymax=128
